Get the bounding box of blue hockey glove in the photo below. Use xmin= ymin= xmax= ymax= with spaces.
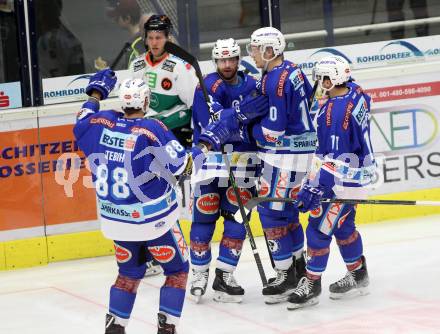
xmin=199 ymin=119 xmax=232 ymax=151
xmin=85 ymin=68 xmax=117 ymax=100
xmin=209 ymin=100 xmax=224 ymax=122
xmin=295 ymin=183 xmax=324 ymax=213
xmin=235 ymin=94 xmax=269 ymax=124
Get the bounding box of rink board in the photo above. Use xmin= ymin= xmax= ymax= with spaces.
xmin=2 ymin=44 xmax=440 ymax=270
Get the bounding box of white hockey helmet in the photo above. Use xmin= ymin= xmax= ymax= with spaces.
xmin=119 ymin=78 xmax=150 ymax=112
xmin=246 ymin=26 xmax=286 ymax=62
xmin=212 ymin=38 xmax=241 ymax=61
xmin=313 ymin=56 xmax=351 ymax=91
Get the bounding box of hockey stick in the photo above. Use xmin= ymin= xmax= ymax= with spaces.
xmin=165 ymin=41 xmax=269 ymax=286
xmin=233 ymin=197 xmax=440 ymax=222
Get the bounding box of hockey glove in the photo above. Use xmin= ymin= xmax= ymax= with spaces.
xmin=181 ymin=145 xmax=207 ymax=177
xmin=85 ymin=68 xmax=117 ymax=100
xmin=235 ymin=94 xmax=269 ymax=124
xmin=295 ymin=182 xmax=324 ymax=213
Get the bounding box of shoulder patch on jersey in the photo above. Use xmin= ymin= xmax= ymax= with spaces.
xmin=277 ymin=69 xmax=289 ymax=97
xmin=133 ymin=59 xmax=146 ymax=72
xmin=130 ymin=126 xmax=158 ymax=142
xmin=260 ymin=76 xmax=268 ymax=95
xmin=90 ymin=117 xmax=115 ymax=128
xmin=77 ymin=108 xmax=94 ymax=120
xmin=352 ymin=96 xmax=368 ymax=128
xmin=342 ymin=101 xmax=354 ymax=130
xmin=288 ymin=68 xmax=304 ymax=91
xmin=211 ymin=78 xmax=223 ymax=93
xmin=162 ymin=59 xmax=176 ymax=72
xmin=99 ymin=128 xmax=139 ymax=151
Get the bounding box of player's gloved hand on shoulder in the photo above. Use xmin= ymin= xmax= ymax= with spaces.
xmin=85 ymin=68 xmax=117 ymax=100
xmin=295 ymin=182 xmax=324 ymax=213
xmin=235 ymin=94 xmax=269 ymax=124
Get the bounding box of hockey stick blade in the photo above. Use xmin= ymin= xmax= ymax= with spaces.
xmin=233 ymin=197 xmax=440 ymax=223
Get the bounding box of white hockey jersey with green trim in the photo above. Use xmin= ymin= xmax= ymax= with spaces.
xmin=129 ymin=52 xmax=198 ymax=130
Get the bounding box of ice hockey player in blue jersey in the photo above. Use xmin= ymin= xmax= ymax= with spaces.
xmin=200 ymin=27 xmax=316 ymax=304
xmin=287 ymin=56 xmax=375 ymax=310
xmin=73 ymin=69 xmax=207 ymax=334
xmin=189 ymin=38 xmax=266 ymax=303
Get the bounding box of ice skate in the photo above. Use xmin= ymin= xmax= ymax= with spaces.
xmin=157 ymin=313 xmax=176 ymax=334
xmin=329 ymin=255 xmax=369 ymax=299
xmin=105 ymin=313 xmax=125 ymax=334
xmin=212 ymin=268 xmax=244 ymax=303
xmin=287 ymin=276 xmax=322 ymax=310
xmin=190 ymin=269 xmax=209 ymax=303
xmin=262 ymin=263 xmax=297 ymax=304
xmin=144 ymin=259 xmax=163 ymax=277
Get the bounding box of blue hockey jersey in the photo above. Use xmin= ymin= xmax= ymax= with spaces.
xmin=73 ymin=100 xmax=187 ymax=241
xmin=252 ymin=60 xmax=316 ymax=171
xmin=192 ymin=71 xmax=259 ymax=180
xmin=310 ymin=82 xmax=376 ymax=191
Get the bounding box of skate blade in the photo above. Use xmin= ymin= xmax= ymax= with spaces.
xmin=329 ymin=286 xmax=370 ymax=300
xmin=144 ymin=267 xmax=163 ymax=277
xmin=286 ymin=297 xmax=319 ymax=310
xmin=264 ymin=289 xmax=296 ymax=305
xmin=213 ymin=291 xmax=243 ymax=303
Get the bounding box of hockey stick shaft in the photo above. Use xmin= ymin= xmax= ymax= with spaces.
xmin=164 ymin=41 xmax=268 ymax=286
xmin=234 ymin=197 xmax=440 ymax=222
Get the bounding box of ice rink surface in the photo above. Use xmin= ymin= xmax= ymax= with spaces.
xmin=1 ymin=214 xmax=440 ymax=334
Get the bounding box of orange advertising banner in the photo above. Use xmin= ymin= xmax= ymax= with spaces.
xmin=0 ymin=124 xmax=98 ymax=235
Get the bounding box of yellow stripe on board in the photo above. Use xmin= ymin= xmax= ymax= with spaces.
xmin=1 ymin=187 xmax=439 ymax=271
xmin=2 ymin=237 xmax=48 ymax=270
xmin=47 ymin=230 xmax=114 ymax=262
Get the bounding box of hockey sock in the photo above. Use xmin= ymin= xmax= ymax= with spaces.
xmin=190 ymin=222 xmax=215 ymax=269
xmin=217 ymin=236 xmax=244 ymax=271
xmin=306 ymin=246 xmax=330 ymax=274
xmin=336 ymin=230 xmax=363 ymax=265
xmin=109 ymin=275 xmax=140 ymax=325
xmin=264 ymin=224 xmax=294 ymax=270
xmin=159 ymin=272 xmax=188 ymax=324
xmin=289 ymin=221 xmax=304 ymax=256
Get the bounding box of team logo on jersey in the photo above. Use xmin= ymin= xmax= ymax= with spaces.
xmin=196 ymin=193 xmax=220 ymax=215
xmin=148 ymin=245 xmax=176 ymax=263
xmin=114 ymin=243 xmax=132 ymax=263
xmin=226 ymin=187 xmax=252 ymax=206
xmin=161 ymin=78 xmax=173 ymax=90
xmin=162 ymin=59 xmax=176 ymax=72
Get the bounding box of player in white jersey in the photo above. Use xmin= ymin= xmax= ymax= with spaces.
xmin=129 ymin=14 xmax=198 ymax=148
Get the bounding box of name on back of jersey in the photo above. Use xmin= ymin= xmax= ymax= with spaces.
xmin=100 ymin=128 xmax=138 ymax=151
